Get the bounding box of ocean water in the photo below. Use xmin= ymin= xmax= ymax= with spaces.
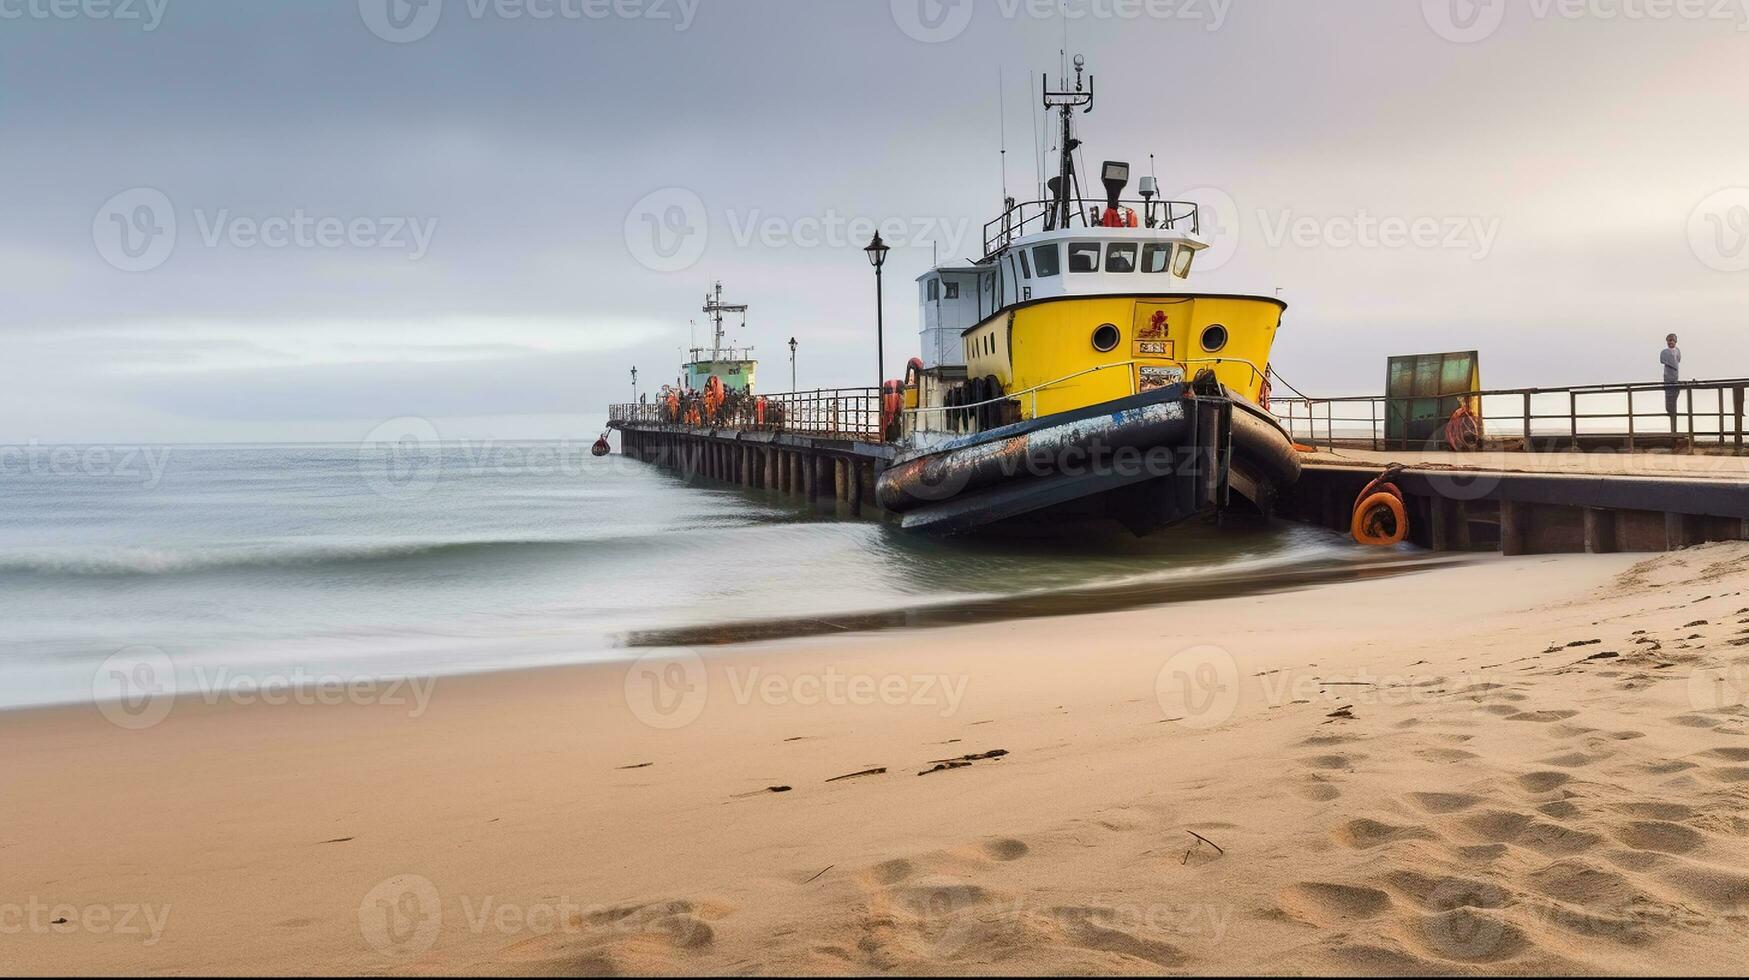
xmin=0 ymin=441 xmax=1419 ymax=710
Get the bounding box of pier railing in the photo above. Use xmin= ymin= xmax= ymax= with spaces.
xmin=1274 ymin=377 xmax=1749 ymax=454
xmin=610 ymin=387 xmax=885 ymax=442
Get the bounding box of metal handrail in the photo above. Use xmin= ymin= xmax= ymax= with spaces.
xmin=982 ymin=198 xmax=1203 ymax=257
xmin=903 ymin=360 xmax=1144 ymax=420
xmin=1272 ymin=376 xmax=1749 ymax=454
xmin=609 ymin=387 xmax=884 ymax=441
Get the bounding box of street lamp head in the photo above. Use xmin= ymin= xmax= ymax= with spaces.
xmin=788 ymin=337 xmax=797 ymax=352
xmin=864 ymin=231 xmax=890 ymax=270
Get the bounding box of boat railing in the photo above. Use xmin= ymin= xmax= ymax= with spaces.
xmin=905 ymin=360 xmax=1144 ymax=426
xmin=609 ymin=387 xmax=885 ymax=442
xmin=982 ymin=198 xmax=1202 ymax=258
xmin=1272 ymin=376 xmax=1749 ymax=454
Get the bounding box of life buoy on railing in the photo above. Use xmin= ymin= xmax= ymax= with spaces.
xmin=1445 ymin=403 xmax=1481 ymax=452
xmin=754 ymin=396 xmax=767 ymax=428
xmin=703 ymin=376 xmax=726 ymax=423
xmin=1099 ymin=207 xmax=1139 ymax=228
xmin=881 ymin=381 xmax=904 ymax=440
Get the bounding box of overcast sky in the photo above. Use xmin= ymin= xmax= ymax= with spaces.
xmin=3 ymin=0 xmax=1746 ymax=443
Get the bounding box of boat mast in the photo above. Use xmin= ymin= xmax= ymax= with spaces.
xmin=1042 ymin=55 xmax=1093 ymax=232
xmin=701 ymin=281 xmax=749 ymax=360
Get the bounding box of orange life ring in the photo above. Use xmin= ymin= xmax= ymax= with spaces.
xmin=1352 ymin=489 xmax=1409 ymax=547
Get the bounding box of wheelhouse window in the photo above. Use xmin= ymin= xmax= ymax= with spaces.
xmin=1142 ymin=243 xmax=1173 ymax=274
xmin=1018 ymin=250 xmax=1032 ymax=279
xmin=927 ymin=278 xmax=940 ymax=301
xmin=1105 ymin=243 xmax=1139 ymax=273
xmin=945 ymin=281 xmax=960 ymax=299
xmin=1067 ymin=242 xmax=1101 ymax=273
xmin=1172 ymin=246 xmax=1195 ymax=278
xmin=1032 ymin=244 xmax=1061 ymax=277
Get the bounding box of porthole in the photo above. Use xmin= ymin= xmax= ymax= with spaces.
xmin=1092 ymin=323 xmax=1121 ymax=353
xmin=1200 ymin=324 xmax=1229 ymax=353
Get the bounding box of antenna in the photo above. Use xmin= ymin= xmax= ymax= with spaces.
xmin=998 ymin=68 xmax=1008 ymax=208
xmin=1042 ymin=55 xmax=1094 ymax=232
xmin=701 ymin=280 xmax=751 ymax=361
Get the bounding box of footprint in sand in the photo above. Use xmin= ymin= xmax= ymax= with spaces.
xmin=494 ymin=897 xmax=725 ymax=972
xmin=1414 ymin=747 xmax=1480 ymax=763
xmin=1277 ymin=882 xmax=1394 ymax=926
xmin=1301 ymin=753 xmax=1363 ymax=771
xmin=980 ymin=838 xmax=1030 ymax=862
xmin=1505 ymin=709 xmax=1581 ymax=723
xmin=1332 ymin=818 xmax=1437 ymax=850
xmin=1295 ymin=781 xmax=1343 ymax=802
xmin=1528 ymin=860 xmax=1658 ymax=908
xmin=1406 ymin=792 xmax=1483 ymax=815
xmin=1049 ymin=905 xmax=1189 ymax=969
xmin=1538 ymin=800 xmax=1582 ymax=820
xmin=1612 ymin=801 xmax=1696 ymax=821
xmin=1517 ymin=771 xmax=1572 ymax=792
xmin=1615 ymin=820 xmax=1707 ymax=854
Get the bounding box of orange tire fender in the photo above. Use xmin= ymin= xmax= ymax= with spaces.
xmin=1352 ymin=490 xmax=1409 ymax=547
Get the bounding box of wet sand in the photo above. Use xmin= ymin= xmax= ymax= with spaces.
xmin=6 ymin=543 xmax=1749 ymax=975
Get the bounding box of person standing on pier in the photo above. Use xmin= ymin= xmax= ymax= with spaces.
xmin=1661 ymin=334 xmax=1683 ymax=432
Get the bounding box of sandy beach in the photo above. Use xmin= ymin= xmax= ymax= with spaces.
xmin=7 ymin=543 xmax=1749 ymax=975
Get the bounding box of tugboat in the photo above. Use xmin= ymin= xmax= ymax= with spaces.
xmin=683 ymin=281 xmax=758 ymax=395
xmin=876 ymin=56 xmax=1301 ymax=535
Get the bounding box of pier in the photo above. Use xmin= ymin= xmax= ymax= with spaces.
xmin=611 ymin=376 xmax=1749 ymax=556
xmin=612 ymin=389 xmax=894 ymax=516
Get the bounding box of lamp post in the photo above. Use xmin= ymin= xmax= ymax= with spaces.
xmin=788 ymin=337 xmax=798 ymax=392
xmin=864 ymin=232 xmax=890 ymax=409
xmin=631 ymin=366 xmax=639 ymax=404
